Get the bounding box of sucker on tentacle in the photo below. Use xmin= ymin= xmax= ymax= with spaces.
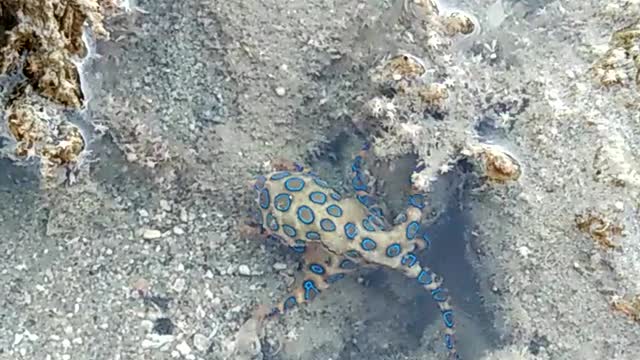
xmin=247 ymin=145 xmax=461 ymax=359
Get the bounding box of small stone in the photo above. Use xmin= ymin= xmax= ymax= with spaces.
xmin=179 ymin=208 xmax=189 ymax=223
xmin=13 ymin=333 xmax=23 ymax=346
xmin=160 ymin=200 xmax=171 ymax=212
xmin=173 ymin=278 xmax=186 ymax=293
xmin=126 ymin=152 xmax=138 ymax=162
xmin=139 ymin=209 xmax=150 ymax=217
xmin=275 ymin=86 xmax=286 ymax=96
xmin=143 ymin=229 xmax=162 ymax=240
xmin=141 ymin=334 xmax=175 ymax=349
xmin=238 ymin=264 xmax=251 ymax=276
xmin=193 ymin=333 xmax=208 ymax=352
xmin=273 ymin=262 xmax=287 ymax=271
xmin=176 ymin=341 xmax=192 ymax=356
xmin=237 ymin=265 xmax=251 ymax=276
xmin=173 ymin=226 xmax=185 ymax=235
xmin=141 ymin=320 xmax=154 ymax=332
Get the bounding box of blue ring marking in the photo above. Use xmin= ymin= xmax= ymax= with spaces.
xmin=326 ymin=273 xmax=345 ymax=284
xmin=326 ymin=205 xmax=343 ymax=217
xmin=352 ymin=172 xmax=368 ymax=191
xmin=330 ymin=192 xmax=342 ymax=201
xmin=282 ymin=224 xmax=297 ymax=238
xmin=313 ymin=178 xmax=330 ymax=188
xmin=284 ymin=177 xmax=305 ymax=192
xmin=408 ymin=194 xmax=425 ymax=209
xmin=297 ymin=205 xmax=315 ymax=225
xmin=386 ymin=243 xmax=402 ymax=257
xmin=357 ymin=194 xmax=373 ymax=207
xmin=445 ymin=334 xmax=454 ymax=350
xmin=422 ymin=232 xmax=432 ymax=250
xmin=268 ymin=234 xmax=284 ymax=242
xmin=253 ymin=175 xmax=267 ymax=190
xmin=290 ymin=239 xmax=306 ymax=253
xmin=344 ymin=222 xmax=358 ymax=240
xmin=268 ymin=307 xmax=280 ymax=317
xmin=291 ymin=245 xmax=306 ymax=253
xmin=394 ymin=212 xmax=408 ymax=225
xmin=259 ymin=188 xmax=270 ymax=209
xmin=309 ymin=191 xmax=327 ymax=204
xmin=406 ymin=221 xmax=420 ymax=240
xmin=270 ymin=171 xmax=290 ymax=180
xmin=369 ymin=214 xmax=385 ymax=230
xmin=309 ymin=263 xmax=325 ymax=275
xmin=306 ymin=231 xmax=321 ymax=241
xmin=361 ymin=238 xmax=377 ymax=251
xmin=320 ymin=219 xmax=336 ymax=232
xmin=274 ymin=193 xmax=292 ymax=212
xmin=362 ymin=218 xmax=375 ymax=232
xmin=417 ymin=269 xmax=433 ymax=284
xmin=303 ymin=280 xmax=320 ymax=300
xmin=339 ymin=259 xmax=357 ymax=269
xmin=283 ymin=296 xmax=297 ymax=310
xmin=401 ymin=253 xmax=417 ymax=267
xmin=266 ymin=213 xmax=279 ymax=231
xmin=442 ymin=310 xmax=454 ymax=328
xmin=369 ymin=207 xmax=384 ymax=217
xmin=346 ymin=250 xmax=360 ymax=258
xmin=351 ymin=155 xmax=363 ymax=172
xmin=431 ymin=288 xmax=447 ymax=302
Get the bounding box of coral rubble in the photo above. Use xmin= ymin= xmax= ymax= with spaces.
xmin=0 ymin=0 xmax=116 ymax=185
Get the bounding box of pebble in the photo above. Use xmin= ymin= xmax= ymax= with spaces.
xmin=143 ymin=229 xmax=162 ymax=240
xmin=275 ymin=86 xmax=286 ymax=96
xmin=141 ymin=320 xmax=154 ymax=332
xmin=176 ymin=341 xmax=192 ymax=356
xmin=237 ymin=265 xmax=251 ymax=276
xmin=173 ymin=226 xmax=185 ymax=235
xmin=193 ymin=334 xmax=208 ymax=352
xmin=160 ymin=200 xmax=171 ymax=212
xmin=173 ymin=278 xmax=186 ymax=292
xmin=141 ymin=334 xmax=175 ymax=349
xmin=180 ymin=208 xmax=189 ymax=223
xmin=139 ymin=209 xmax=150 ymax=217
xmin=273 ymin=262 xmax=287 ymax=271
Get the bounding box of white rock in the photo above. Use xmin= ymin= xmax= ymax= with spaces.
xmin=180 ymin=208 xmax=189 ymax=223
xmin=141 ymin=320 xmax=154 ymax=332
xmin=13 ymin=333 xmax=23 ymax=346
xmin=173 ymin=278 xmax=186 ymax=293
xmin=143 ymin=229 xmax=162 ymax=240
xmin=176 ymin=341 xmax=192 ymax=355
xmin=275 ymin=86 xmax=286 ymax=96
xmin=141 ymin=334 xmax=175 ymax=349
xmin=193 ymin=334 xmax=208 ymax=352
xmin=237 ymin=265 xmax=251 ymax=276
xmin=160 ymin=200 xmax=171 ymax=212
xmin=173 ymin=226 xmax=185 ymax=235
xmin=273 ymin=262 xmax=287 ymax=271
